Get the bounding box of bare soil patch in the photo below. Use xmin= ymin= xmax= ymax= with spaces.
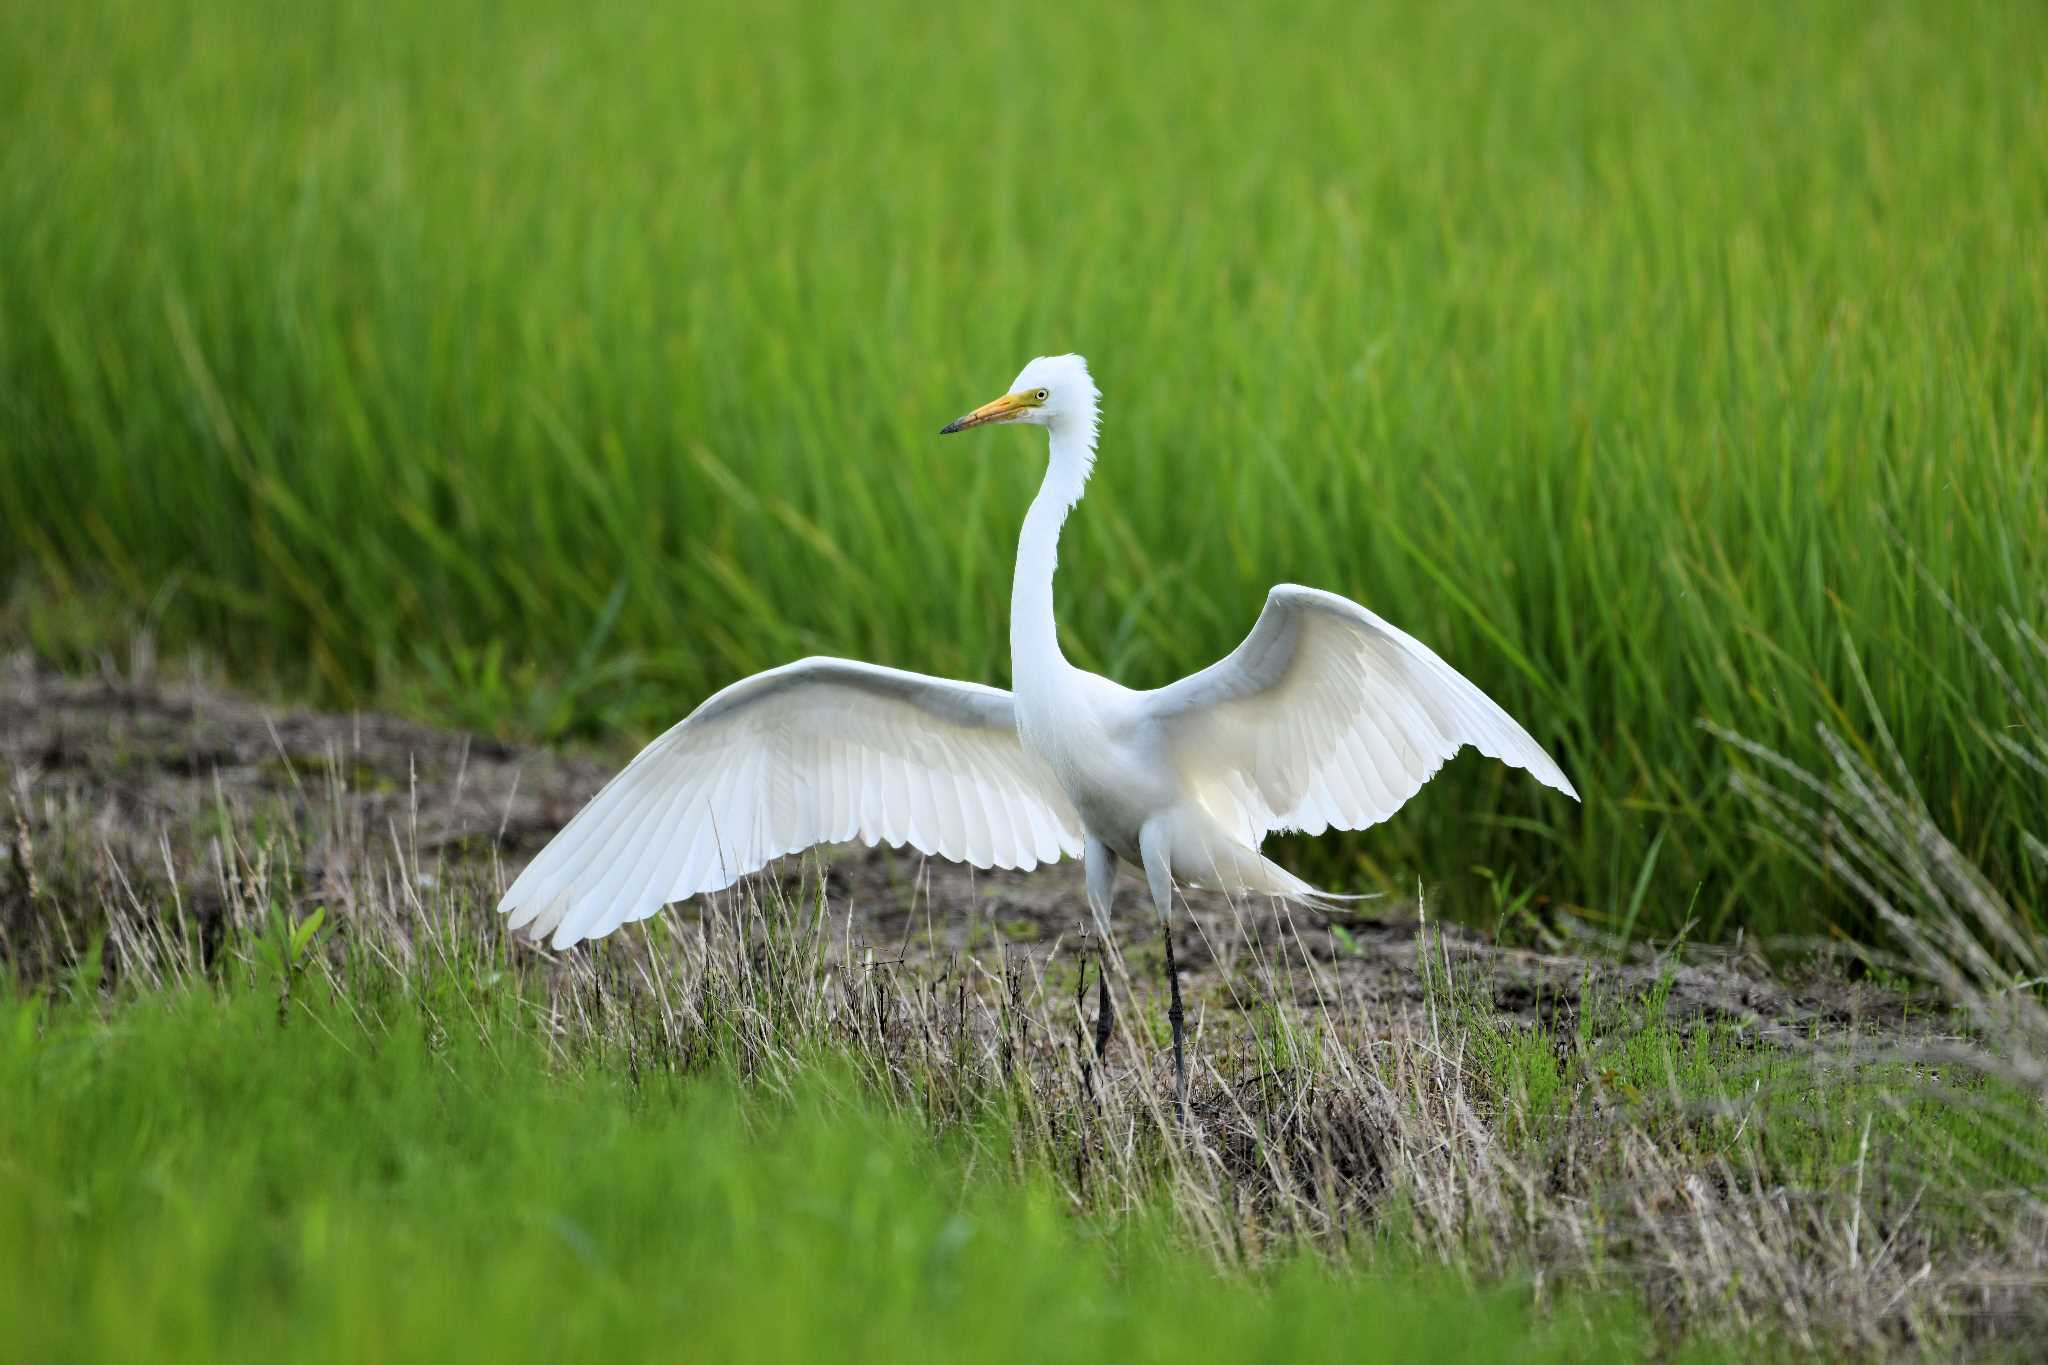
xmin=4 ymin=654 xmax=1918 ymax=1046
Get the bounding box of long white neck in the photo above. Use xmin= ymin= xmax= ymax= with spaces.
xmin=1010 ymin=421 xmax=1097 ymax=707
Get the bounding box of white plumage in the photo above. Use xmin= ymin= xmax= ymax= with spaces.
xmin=1151 ymin=584 xmax=1575 ymax=848
xmin=501 ymin=660 xmax=1084 ymax=948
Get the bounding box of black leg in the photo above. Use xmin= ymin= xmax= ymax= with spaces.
xmin=1163 ymin=919 xmax=1186 ymax=1121
xmin=1094 ymin=938 xmax=1115 ymax=1063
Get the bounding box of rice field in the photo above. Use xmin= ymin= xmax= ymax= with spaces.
xmin=2 ymin=0 xmax=2043 ymax=937
xmin=3 ymin=4 xmax=2047 ymax=1357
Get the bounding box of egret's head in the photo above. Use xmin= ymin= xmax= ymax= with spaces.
xmin=939 ymin=354 xmax=1099 ymax=439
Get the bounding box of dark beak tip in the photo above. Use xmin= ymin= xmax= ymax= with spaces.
xmin=939 ymin=420 xmax=964 ymax=435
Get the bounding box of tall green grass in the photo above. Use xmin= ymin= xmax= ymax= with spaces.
xmin=0 ymin=980 xmax=1652 ymax=1364
xmin=2 ymin=0 xmax=2043 ymax=935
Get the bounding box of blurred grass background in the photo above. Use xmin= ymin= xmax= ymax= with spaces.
xmin=2 ymin=0 xmax=2043 ymax=936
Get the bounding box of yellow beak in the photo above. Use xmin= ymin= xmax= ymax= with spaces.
xmin=939 ymin=391 xmax=1034 ymax=435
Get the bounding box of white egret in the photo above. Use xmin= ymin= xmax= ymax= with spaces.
xmin=499 ymin=354 xmax=1577 ymax=1110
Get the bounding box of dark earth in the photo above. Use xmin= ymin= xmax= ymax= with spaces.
xmin=3 ymin=652 xmax=1930 ymax=1044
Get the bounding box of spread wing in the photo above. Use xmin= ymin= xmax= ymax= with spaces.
xmin=498 ymin=658 xmax=1084 ymax=948
xmin=1144 ymin=585 xmax=1576 ymax=843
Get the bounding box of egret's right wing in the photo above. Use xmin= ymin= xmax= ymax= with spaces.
xmin=1143 ymin=585 xmax=1575 ymax=843
xmin=499 ymin=658 xmax=1084 ymax=948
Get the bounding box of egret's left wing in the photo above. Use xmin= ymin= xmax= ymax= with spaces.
xmin=499 ymin=657 xmax=1084 ymax=948
xmin=1143 ymin=585 xmax=1576 ymax=843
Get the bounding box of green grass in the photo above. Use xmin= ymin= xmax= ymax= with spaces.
xmin=3 ymin=727 xmax=2040 ymax=1358
xmin=0 ymin=974 xmax=1657 ymax=1364
xmin=1434 ymin=946 xmax=2047 ymax=1204
xmin=3 ymin=0 xmax=2045 ymax=936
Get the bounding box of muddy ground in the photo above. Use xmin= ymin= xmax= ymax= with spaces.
xmin=2 ymin=653 xmax=1928 ymax=1043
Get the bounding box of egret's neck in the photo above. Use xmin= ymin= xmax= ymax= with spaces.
xmin=1010 ymin=423 xmax=1095 ymax=706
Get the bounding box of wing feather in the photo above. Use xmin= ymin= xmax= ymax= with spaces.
xmin=1146 ymin=584 xmax=1576 ymax=842
xmin=585 ymin=767 xmax=695 ymax=938
xmin=498 ymin=657 xmax=1084 ymax=947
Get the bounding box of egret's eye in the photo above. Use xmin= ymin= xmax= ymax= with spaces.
xmin=1034 ymin=388 xmax=1049 ymax=403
